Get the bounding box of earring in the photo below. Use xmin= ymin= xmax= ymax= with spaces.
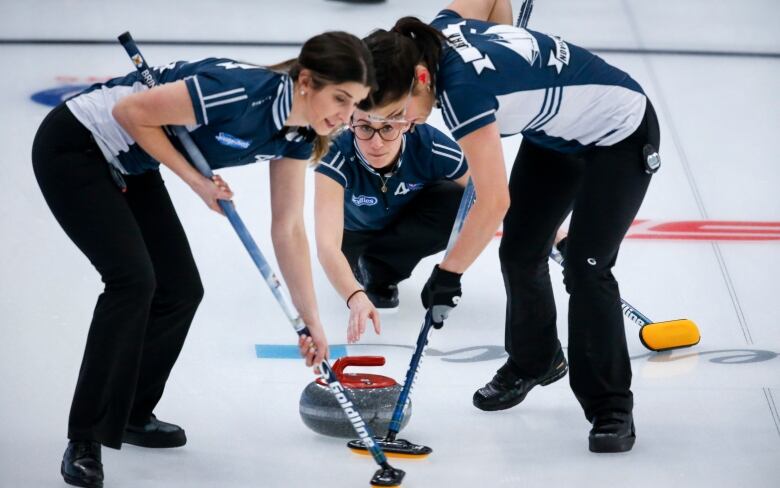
xmin=300 ymin=90 xmax=305 ymax=95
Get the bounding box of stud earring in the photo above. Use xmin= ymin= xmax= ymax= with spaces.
xmin=300 ymin=90 xmax=305 ymax=95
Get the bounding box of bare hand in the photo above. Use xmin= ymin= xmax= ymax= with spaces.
xmin=346 ymin=292 xmax=381 ymax=344
xmin=298 ymin=325 xmax=329 ymax=371
xmin=191 ymin=174 xmax=234 ymax=214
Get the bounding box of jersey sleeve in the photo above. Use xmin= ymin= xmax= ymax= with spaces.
xmin=281 ymin=139 xmax=314 ymax=161
xmin=438 ymin=83 xmax=498 ymax=140
xmin=185 ymin=68 xmax=249 ymax=126
xmin=430 ymin=9 xmax=463 ymax=29
xmin=314 ymin=144 xmax=350 ymax=188
xmin=430 ymin=128 xmax=468 ymax=179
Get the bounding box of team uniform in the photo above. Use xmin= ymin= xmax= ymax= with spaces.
xmin=316 ymin=123 xmax=467 ymax=291
xmin=32 ymin=59 xmax=310 ymax=449
xmin=430 ymin=10 xmax=660 ymax=422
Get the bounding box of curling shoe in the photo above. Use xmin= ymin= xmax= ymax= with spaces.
xmin=123 ymin=414 xmax=186 ymax=448
xmin=61 ymin=440 xmax=103 ymax=488
xmin=365 ymin=283 xmax=400 ymax=310
xmin=473 ymin=347 xmax=568 ymax=411
xmin=589 ymin=412 xmax=636 ymax=453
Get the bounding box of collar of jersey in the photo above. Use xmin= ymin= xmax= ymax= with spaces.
xmin=352 ymin=133 xmax=406 ymax=177
xmin=272 ymin=74 xmax=294 ymax=131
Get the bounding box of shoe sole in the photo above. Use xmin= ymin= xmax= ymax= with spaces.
xmin=539 ymin=360 xmax=568 ymax=386
xmin=589 ymin=434 xmax=636 ymax=453
xmin=61 ymin=464 xmax=103 ymax=488
xmin=122 ymin=431 xmax=186 ymax=448
xmin=474 ymin=361 xmax=569 ymax=411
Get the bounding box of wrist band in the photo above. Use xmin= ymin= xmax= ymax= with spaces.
xmin=346 ymin=289 xmax=366 ymax=309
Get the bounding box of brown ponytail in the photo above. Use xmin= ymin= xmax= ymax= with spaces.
xmin=360 ymin=17 xmax=445 ymax=111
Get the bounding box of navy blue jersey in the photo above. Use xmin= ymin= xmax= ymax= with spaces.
xmin=315 ymin=124 xmax=467 ymax=231
xmin=66 ymin=58 xmax=312 ymax=175
xmin=430 ymin=10 xmax=647 ymax=153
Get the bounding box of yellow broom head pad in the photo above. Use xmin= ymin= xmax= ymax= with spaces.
xmin=639 ymin=319 xmax=701 ymax=351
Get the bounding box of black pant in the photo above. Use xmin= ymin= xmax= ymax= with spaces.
xmin=342 ymin=180 xmax=464 ymax=286
xmin=499 ymin=101 xmax=658 ymax=420
xmin=32 ymin=105 xmax=203 ymax=448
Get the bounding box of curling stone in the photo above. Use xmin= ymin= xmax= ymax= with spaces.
xmin=299 ymin=356 xmax=411 ymax=438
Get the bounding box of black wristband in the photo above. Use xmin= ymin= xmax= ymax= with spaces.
xmin=346 ymin=289 xmax=366 ymax=309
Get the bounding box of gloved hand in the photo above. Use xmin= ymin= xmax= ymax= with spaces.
xmin=421 ymin=264 xmax=462 ymax=328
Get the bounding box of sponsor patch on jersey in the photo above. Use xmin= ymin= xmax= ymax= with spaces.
xmin=215 ymin=132 xmax=250 ymax=149
xmin=442 ymin=21 xmax=496 ymax=74
xmin=548 ymin=35 xmax=570 ymax=74
xmin=352 ymin=195 xmax=378 ymax=207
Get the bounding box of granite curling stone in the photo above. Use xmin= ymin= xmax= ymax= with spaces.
xmin=299 ymin=356 xmax=411 ymax=438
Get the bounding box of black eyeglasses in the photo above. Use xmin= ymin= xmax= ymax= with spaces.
xmin=351 ymin=123 xmax=406 ymax=142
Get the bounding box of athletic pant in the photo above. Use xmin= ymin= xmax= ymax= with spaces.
xmin=342 ymin=180 xmax=464 ymax=286
xmin=32 ymin=104 xmax=203 ymax=448
xmin=499 ymin=101 xmax=658 ymax=420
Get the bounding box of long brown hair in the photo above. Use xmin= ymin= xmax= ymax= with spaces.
xmin=268 ymin=31 xmax=376 ymax=161
xmin=359 ymin=17 xmax=445 ymax=111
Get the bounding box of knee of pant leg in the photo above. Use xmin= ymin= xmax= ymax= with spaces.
xmin=103 ymin=261 xmax=157 ymax=304
xmin=498 ymin=239 xmax=546 ymax=267
xmin=562 ymin=259 xmax=614 ymax=294
xmin=499 ymin=253 xmax=549 ymax=283
xmin=186 ymin=276 xmax=205 ymax=307
xmin=158 ymin=273 xmax=204 ymax=310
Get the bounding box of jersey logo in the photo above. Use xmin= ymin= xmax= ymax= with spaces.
xmin=352 ymin=195 xmax=378 ymax=207
xmin=251 ymin=95 xmax=273 ymax=107
xmin=216 ymin=61 xmax=261 ymax=70
xmin=547 ymin=35 xmax=570 ymax=74
xmin=254 ymin=154 xmax=280 ymax=163
xmin=394 ymin=182 xmax=423 ymax=196
xmin=483 ymin=24 xmax=540 ymax=66
xmin=442 ymin=21 xmax=496 ymax=74
xmin=215 ymin=132 xmax=250 ymax=149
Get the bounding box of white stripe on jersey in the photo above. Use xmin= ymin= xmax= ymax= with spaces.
xmin=528 ymin=86 xmax=562 ymax=131
xmin=202 ymin=87 xmax=245 ymax=100
xmin=443 ymin=153 xmax=465 ymax=178
xmin=432 ymin=149 xmax=462 ymax=163
xmin=431 ymin=141 xmax=462 ymax=158
xmin=495 ymin=84 xmax=646 ymax=146
xmin=440 ymin=91 xmax=460 ymax=128
xmin=319 ymin=150 xmax=348 ymax=185
xmin=204 ymin=94 xmax=249 ymax=108
xmin=66 ymin=81 xmax=148 ymax=162
xmin=282 ymin=78 xmax=292 ymax=122
xmin=272 ymin=76 xmax=293 ymax=131
xmin=523 ymin=87 xmax=553 ymax=131
xmin=191 ymin=75 xmax=209 ymax=125
xmin=272 ymin=81 xmax=284 ymax=130
xmin=449 ymin=109 xmax=496 ymax=133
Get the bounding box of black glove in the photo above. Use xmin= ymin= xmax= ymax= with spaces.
xmin=421 ymin=265 xmax=462 ymax=329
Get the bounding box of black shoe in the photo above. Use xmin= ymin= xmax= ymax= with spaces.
xmin=473 ymin=347 xmax=568 ymax=411
xmin=357 ymin=258 xmax=400 ymax=310
xmin=589 ymin=412 xmax=636 ymax=453
xmin=365 ymin=283 xmax=400 ymax=310
xmin=61 ymin=441 xmax=103 ymax=488
xmin=123 ymin=414 xmax=186 ymax=448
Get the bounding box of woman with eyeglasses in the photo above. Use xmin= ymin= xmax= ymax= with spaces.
xmin=315 ymin=110 xmax=468 ymax=343
xmin=357 ymin=0 xmax=663 ymax=453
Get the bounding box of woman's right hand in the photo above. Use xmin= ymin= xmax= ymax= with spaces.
xmin=346 ymin=291 xmax=381 ymax=344
xmin=191 ymin=174 xmax=234 ymax=214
